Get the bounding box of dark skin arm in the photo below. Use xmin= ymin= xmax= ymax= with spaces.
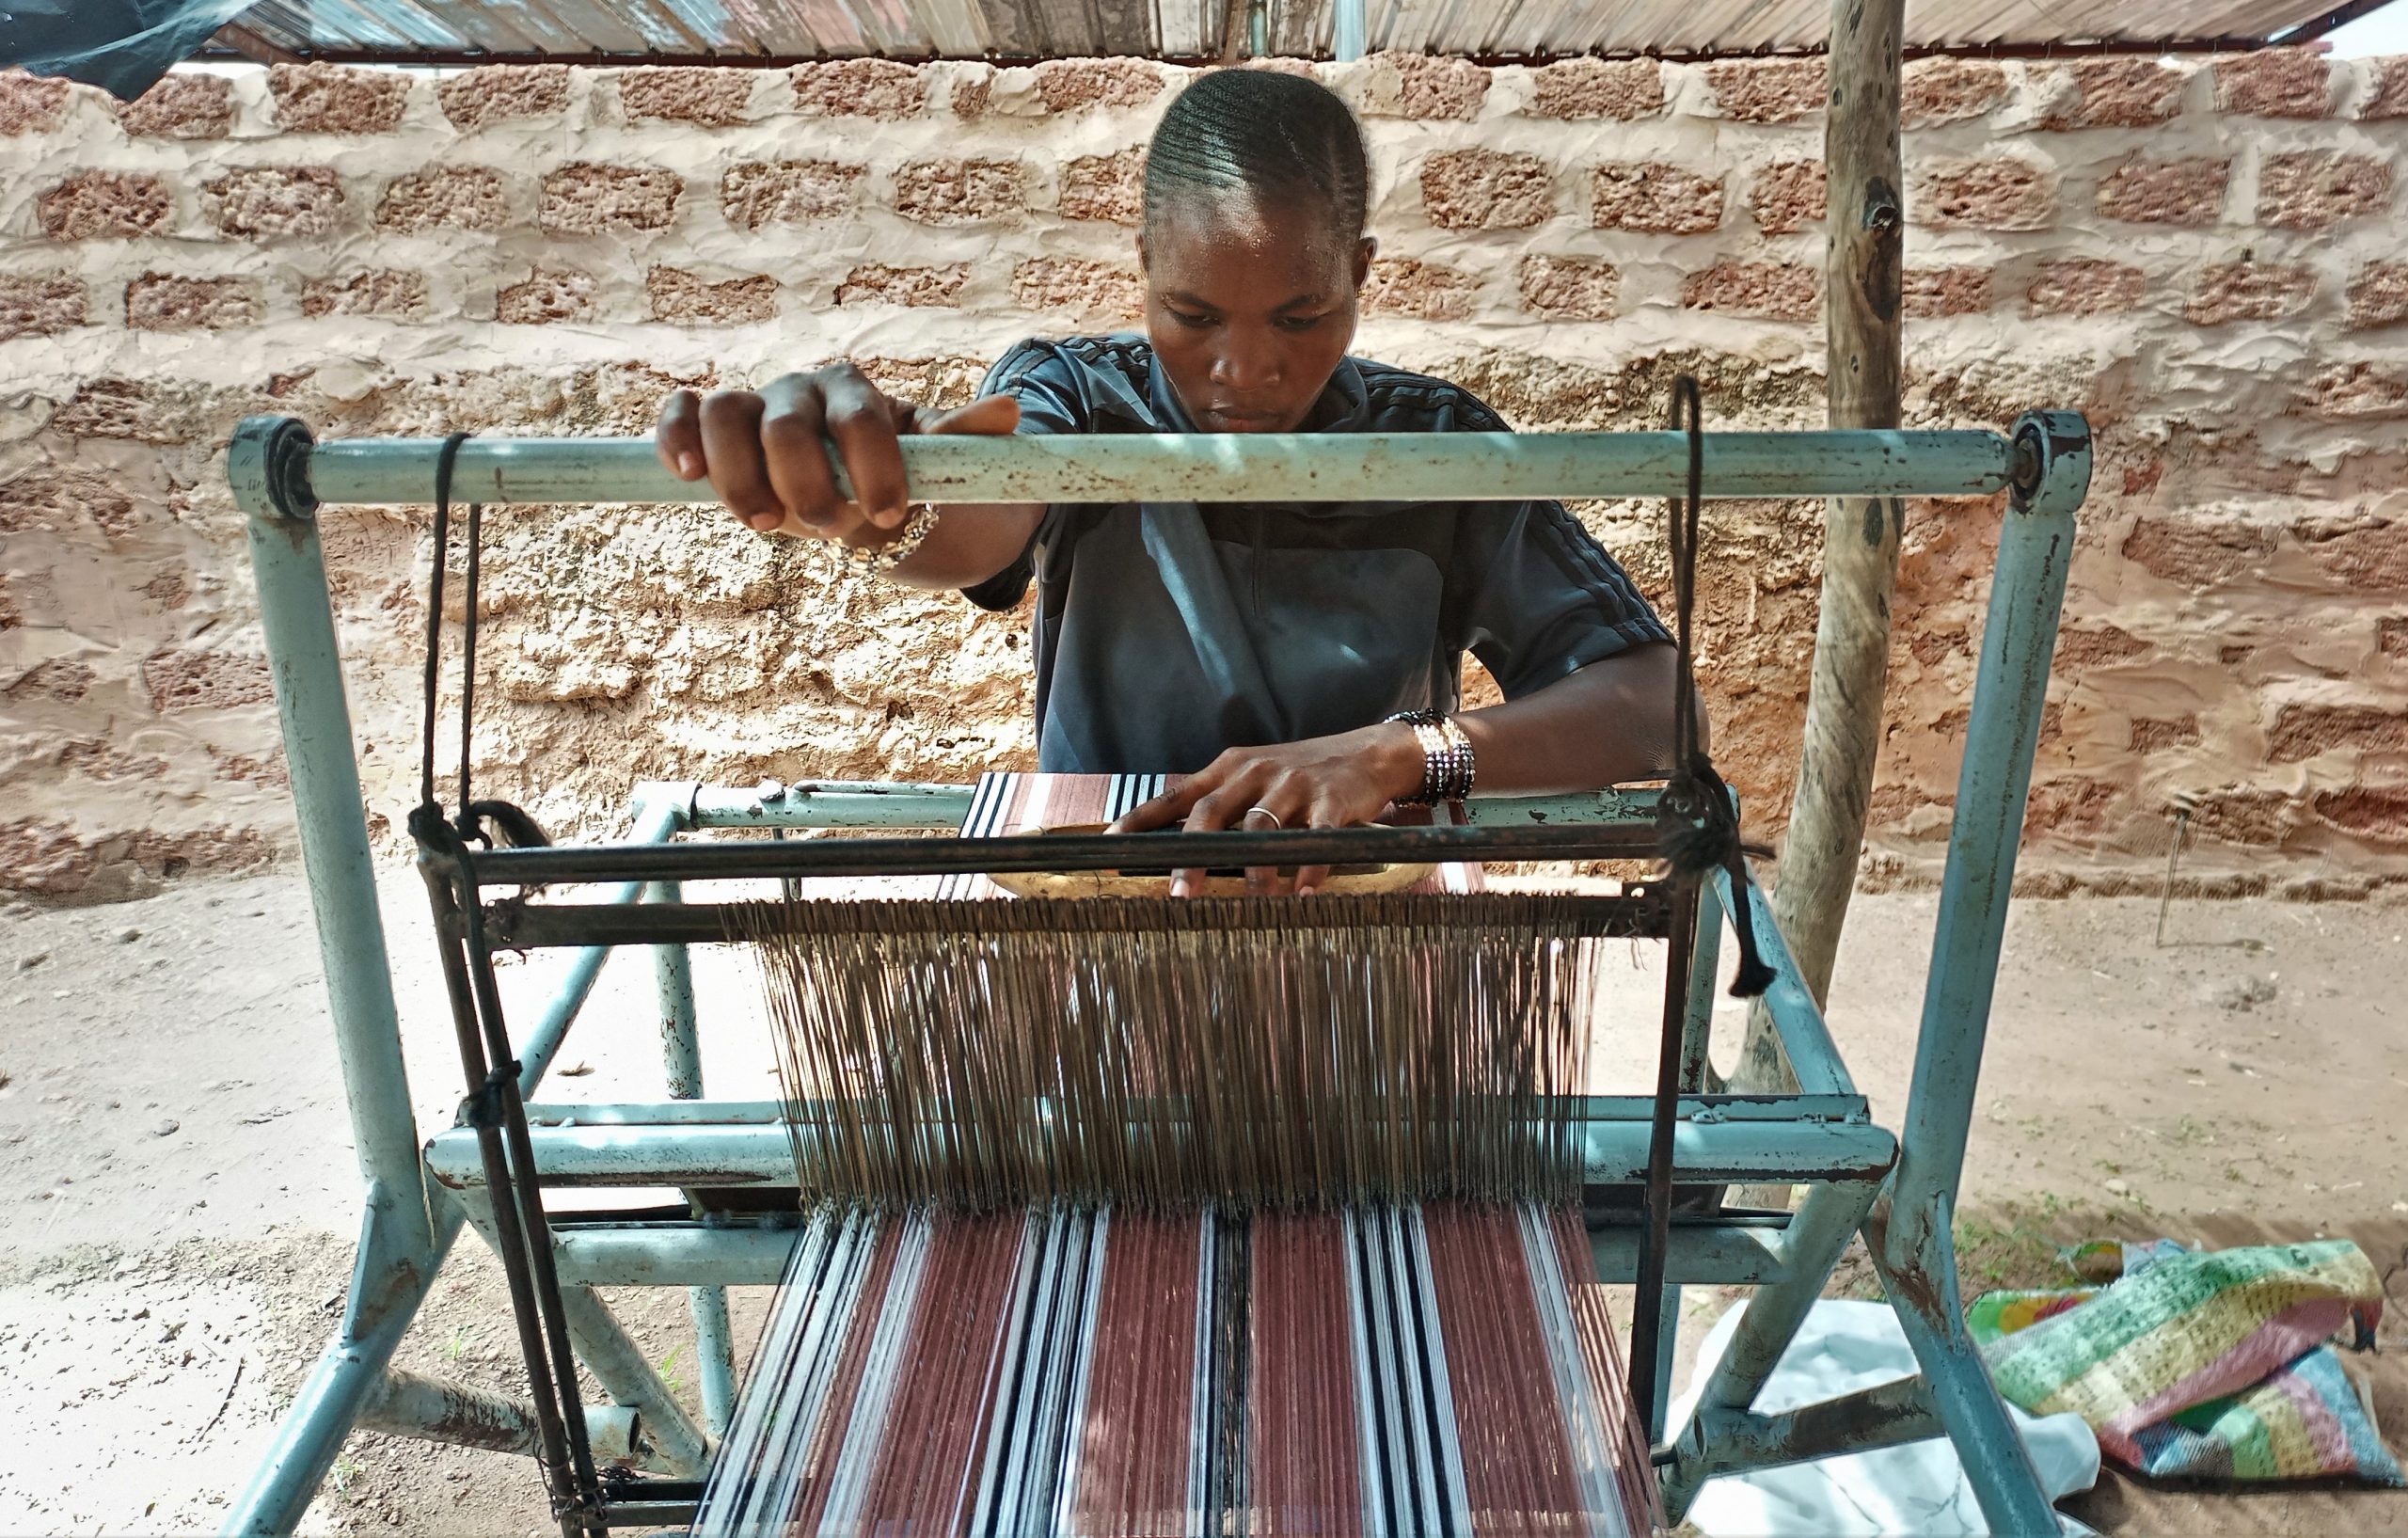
xmin=656 ymin=367 xmax=1698 ymax=896
xmin=1109 ymin=643 xmax=1700 ymax=896
xmin=654 ymin=364 xmax=1041 ymax=590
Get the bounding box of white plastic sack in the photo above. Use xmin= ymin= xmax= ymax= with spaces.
xmin=1671 ymin=1299 xmax=2100 ymax=1537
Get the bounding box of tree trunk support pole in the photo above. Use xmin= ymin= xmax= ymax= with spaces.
xmin=1735 ymin=0 xmax=1909 ymax=1099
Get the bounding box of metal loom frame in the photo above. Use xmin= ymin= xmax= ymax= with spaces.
xmin=218 ymin=409 xmax=2091 ymax=1534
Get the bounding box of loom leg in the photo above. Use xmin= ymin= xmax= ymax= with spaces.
xmin=1657 ymin=1178 xmax=1880 ymax=1520
xmin=653 ymin=882 xmax=703 ymax=1104
xmin=1866 ymin=1195 xmax=2060 ymax=1534
xmin=652 ymin=882 xmax=736 ymax=1438
xmin=225 ymin=418 xmax=439 ymax=1534
xmin=220 ymin=1191 xmax=437 ymax=1534
xmin=1887 ymin=414 xmax=2084 ymax=1245
xmin=689 ymin=1286 xmax=737 ymax=1441
xmin=1845 ymin=417 xmax=2083 ymax=1535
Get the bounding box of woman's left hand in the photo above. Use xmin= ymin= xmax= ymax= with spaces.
xmin=1105 ymin=723 xmax=1425 ymax=896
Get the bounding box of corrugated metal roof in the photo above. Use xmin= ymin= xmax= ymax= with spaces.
xmin=214 ymin=0 xmax=2388 ymax=62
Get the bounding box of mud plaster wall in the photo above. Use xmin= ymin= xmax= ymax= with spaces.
xmin=3 ymin=50 xmax=2406 ymax=905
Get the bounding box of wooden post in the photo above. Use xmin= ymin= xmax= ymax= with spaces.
xmin=1732 ymin=0 xmax=1907 ymax=1095
xmin=1218 ymin=0 xmax=1249 ymax=62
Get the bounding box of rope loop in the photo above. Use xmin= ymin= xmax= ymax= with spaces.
xmin=414 ymin=432 xmax=549 ymax=859
xmin=1653 ymin=376 xmax=1776 ymax=998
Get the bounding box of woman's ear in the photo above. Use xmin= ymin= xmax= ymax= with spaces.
xmin=1353 ymin=236 xmax=1377 ymax=289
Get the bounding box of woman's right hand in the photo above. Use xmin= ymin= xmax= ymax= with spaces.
xmin=655 ymin=362 xmax=1021 ymax=543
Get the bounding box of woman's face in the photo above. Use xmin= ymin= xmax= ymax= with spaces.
xmin=1139 ymin=197 xmax=1375 ymax=433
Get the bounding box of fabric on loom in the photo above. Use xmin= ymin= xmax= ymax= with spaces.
xmin=1970 ymin=1239 xmax=2401 ymax=1485
xmin=703 ymin=769 xmax=1659 ymax=1531
xmin=692 ymin=1204 xmax=1660 ymax=1537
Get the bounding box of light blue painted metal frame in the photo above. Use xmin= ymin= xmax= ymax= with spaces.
xmin=218 ymin=413 xmax=2087 ymax=1535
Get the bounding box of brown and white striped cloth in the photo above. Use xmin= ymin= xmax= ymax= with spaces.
xmin=694 ymin=1203 xmax=1659 ymax=1537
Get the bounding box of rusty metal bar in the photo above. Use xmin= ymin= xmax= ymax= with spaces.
xmin=359 ymin=1369 xmax=667 ymax=1471
xmin=299 ymin=426 xmax=2020 ymax=509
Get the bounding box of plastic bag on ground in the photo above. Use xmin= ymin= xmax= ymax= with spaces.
xmin=1671 ymin=1298 xmax=2101 ymax=1536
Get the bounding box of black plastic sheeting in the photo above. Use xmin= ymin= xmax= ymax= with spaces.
xmin=1 ymin=1 xmax=256 ymax=100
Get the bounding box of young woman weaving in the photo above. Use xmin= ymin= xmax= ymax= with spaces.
xmin=655 ymin=69 xmax=1686 ymax=895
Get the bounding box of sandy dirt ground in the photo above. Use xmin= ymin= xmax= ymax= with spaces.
xmin=2 ymin=871 xmax=2403 ymax=1534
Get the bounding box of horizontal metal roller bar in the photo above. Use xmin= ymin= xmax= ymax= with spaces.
xmin=526 ymin=1101 xmax=791 ymax=1126
xmin=422 ymin=1118 xmax=1896 ymax=1192
xmin=304 ymin=429 xmax=2020 ymax=508
xmin=675 ymin=782 xmax=1665 ymax=833
xmin=471 ymin=820 xmax=1663 ymax=890
xmin=685 ymin=780 xmax=977 ymax=831
xmin=516 ymin=1093 xmax=1872 ymax=1129
xmin=543 ymin=1219 xmax=1793 ymax=1289
xmin=488 ymin=891 xmax=1670 ymax=948
xmin=599 ymin=1498 xmax=704 ymax=1530
xmin=358 ymin=1369 xmax=655 ymax=1470
xmin=1586 ymin=1223 xmax=1791 ymax=1288
xmin=1676 ymin=1379 xmax=1945 ymax=1486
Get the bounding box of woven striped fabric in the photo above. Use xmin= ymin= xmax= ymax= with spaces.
xmin=1970 ymin=1240 xmax=2401 ymax=1485
xmin=693 ymin=1204 xmax=1659 ymax=1536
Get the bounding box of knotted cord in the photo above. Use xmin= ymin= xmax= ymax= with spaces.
xmin=414 ymin=431 xmax=469 ymax=823
xmin=1655 ymin=376 xmax=1775 ymax=999
xmin=411 ymin=431 xmax=548 ymax=852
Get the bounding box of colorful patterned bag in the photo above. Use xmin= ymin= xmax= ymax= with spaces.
xmin=1968 ymin=1239 xmax=2400 ymax=1485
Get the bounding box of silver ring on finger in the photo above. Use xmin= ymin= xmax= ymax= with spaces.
xmin=1243 ymin=805 xmax=1284 ymax=830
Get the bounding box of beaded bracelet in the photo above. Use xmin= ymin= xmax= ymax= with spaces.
xmin=1384 ymin=708 xmax=1477 ymax=805
xmin=835 ymin=503 xmax=939 ymax=578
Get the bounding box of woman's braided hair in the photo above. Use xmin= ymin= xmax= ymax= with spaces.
xmin=1142 ymin=69 xmax=1370 ymax=244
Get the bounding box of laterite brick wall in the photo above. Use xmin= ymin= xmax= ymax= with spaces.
xmin=2 ymin=50 xmax=2404 ymax=903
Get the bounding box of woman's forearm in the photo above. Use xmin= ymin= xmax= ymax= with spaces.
xmin=1450 ymin=643 xmax=1697 ymax=795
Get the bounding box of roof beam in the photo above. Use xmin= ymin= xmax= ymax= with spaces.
xmin=2275 ymin=0 xmax=2406 ymax=39
xmin=208 ymin=21 xmax=305 ymax=64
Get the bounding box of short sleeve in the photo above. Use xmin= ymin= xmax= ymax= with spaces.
xmin=1454 ymin=501 xmax=1671 ymax=699
xmin=978 ymin=340 xmax=1088 ymax=436
xmin=959 ymin=341 xmax=1086 ymax=610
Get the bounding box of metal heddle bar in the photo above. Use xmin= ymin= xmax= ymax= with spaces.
xmin=474 ymin=817 xmax=1659 ymax=888
xmin=485 ymin=889 xmax=1673 ymax=950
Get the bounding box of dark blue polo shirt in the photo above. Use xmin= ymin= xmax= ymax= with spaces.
xmin=961 ymin=334 xmax=1670 ymax=775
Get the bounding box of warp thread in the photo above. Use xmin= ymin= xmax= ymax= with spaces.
xmin=738 ymin=893 xmax=1624 ymax=1214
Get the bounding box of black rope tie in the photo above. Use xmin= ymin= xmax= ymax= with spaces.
xmin=1656 ymin=376 xmax=1776 ymax=999
xmin=411 ymin=431 xmax=548 ymax=855
xmin=408 ymin=433 xmax=474 ymax=850
xmin=462 ymin=1059 xmax=530 ymax=1129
